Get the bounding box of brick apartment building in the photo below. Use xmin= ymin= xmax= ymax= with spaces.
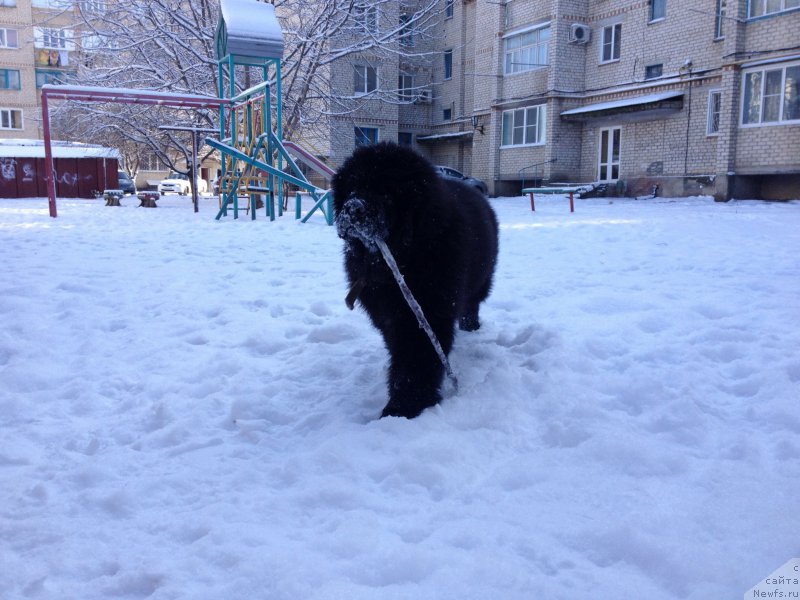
xmin=327 ymin=0 xmax=800 ymax=200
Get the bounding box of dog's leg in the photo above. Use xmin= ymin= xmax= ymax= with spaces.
xmin=380 ymin=317 xmax=455 ymax=419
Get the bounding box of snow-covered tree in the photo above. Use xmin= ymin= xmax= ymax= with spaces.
xmin=52 ymin=0 xmax=446 ymax=173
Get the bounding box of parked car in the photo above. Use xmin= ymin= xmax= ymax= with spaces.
xmin=158 ymin=171 xmax=208 ymax=195
xmin=433 ymin=165 xmax=488 ymax=196
xmin=117 ymin=170 xmax=136 ymax=195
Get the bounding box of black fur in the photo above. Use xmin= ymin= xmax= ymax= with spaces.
xmin=332 ymin=142 xmax=499 ymax=419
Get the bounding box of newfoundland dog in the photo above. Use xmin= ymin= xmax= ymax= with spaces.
xmin=332 ymin=142 xmax=498 ymax=419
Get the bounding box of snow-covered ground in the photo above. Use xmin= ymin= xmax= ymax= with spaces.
xmin=1 ymin=193 xmax=798 ymax=599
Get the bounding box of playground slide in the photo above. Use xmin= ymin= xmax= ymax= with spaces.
xmin=282 ymin=141 xmax=335 ymax=181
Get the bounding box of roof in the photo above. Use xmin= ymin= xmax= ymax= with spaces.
xmin=0 ymin=138 xmax=120 ymax=160
xmin=416 ymin=131 xmax=474 ymax=142
xmin=217 ymin=0 xmax=284 ymax=62
xmin=560 ymin=90 xmax=684 ymax=117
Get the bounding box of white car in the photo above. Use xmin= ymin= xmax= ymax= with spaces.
xmin=158 ymin=171 xmax=208 ymax=195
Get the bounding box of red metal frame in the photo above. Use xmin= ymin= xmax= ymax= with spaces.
xmin=41 ymin=85 xmax=231 ymax=217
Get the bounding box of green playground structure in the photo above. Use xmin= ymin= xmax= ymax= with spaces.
xmin=212 ymin=0 xmax=334 ymax=224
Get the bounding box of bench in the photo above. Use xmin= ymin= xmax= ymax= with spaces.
xmin=137 ymin=191 xmax=160 ymax=208
xmin=521 ymin=187 xmax=581 ymax=213
xmin=104 ymin=189 xmax=124 ymax=206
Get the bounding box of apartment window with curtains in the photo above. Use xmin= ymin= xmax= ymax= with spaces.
xmin=748 ymin=0 xmax=800 ymax=18
xmin=501 ymin=105 xmax=546 ymax=147
xmin=741 ymin=60 xmax=800 ymax=125
xmin=707 ymin=90 xmax=722 ymax=134
xmin=601 ymin=23 xmax=621 ymax=63
xmin=0 ymin=28 xmax=19 ymax=48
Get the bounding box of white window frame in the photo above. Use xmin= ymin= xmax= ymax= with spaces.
xmin=0 ymin=28 xmax=19 ymax=49
xmin=34 ymin=27 xmax=75 ymax=50
xmin=598 ymin=126 xmax=622 ymax=182
xmin=32 ymin=0 xmax=71 ymax=8
xmin=398 ymin=71 xmax=415 ymax=101
xmin=503 ymin=24 xmax=550 ymax=75
xmin=500 ymin=104 xmax=547 ymax=148
xmin=740 ymin=60 xmax=800 ymax=126
xmin=748 ymin=0 xmax=800 ymax=18
xmin=77 ymin=0 xmax=106 ymax=12
xmin=0 ymin=107 xmax=23 ymax=130
xmin=600 ymin=23 xmax=621 ymax=63
xmin=707 ymin=89 xmax=722 ymax=135
xmin=353 ymin=64 xmax=377 ymax=96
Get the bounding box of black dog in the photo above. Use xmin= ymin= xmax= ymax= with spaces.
xmin=332 ymin=142 xmax=498 ymax=418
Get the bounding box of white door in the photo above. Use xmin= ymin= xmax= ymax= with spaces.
xmin=598 ymin=127 xmax=621 ymax=181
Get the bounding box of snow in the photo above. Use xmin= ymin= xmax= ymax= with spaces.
xmin=219 ymin=0 xmax=283 ymax=42
xmin=1 ymin=193 xmax=799 ymax=599
xmin=560 ymin=90 xmax=685 ymax=116
xmin=0 ymin=138 xmax=120 ymax=159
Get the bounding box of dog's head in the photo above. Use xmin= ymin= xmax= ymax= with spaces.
xmin=332 ymin=143 xmax=437 ymax=254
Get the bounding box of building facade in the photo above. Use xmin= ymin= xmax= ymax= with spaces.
xmin=329 ymin=0 xmax=800 ymax=200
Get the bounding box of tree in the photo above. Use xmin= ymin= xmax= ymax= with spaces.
xmin=56 ymin=0 xmax=446 ymax=173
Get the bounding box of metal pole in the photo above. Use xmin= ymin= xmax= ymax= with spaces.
xmin=41 ymin=92 xmax=58 ymax=218
xmin=191 ymin=131 xmax=199 ymax=213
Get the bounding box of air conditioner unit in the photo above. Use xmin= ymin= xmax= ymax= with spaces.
xmin=569 ymin=23 xmax=591 ymax=44
xmin=414 ymin=89 xmax=432 ymax=105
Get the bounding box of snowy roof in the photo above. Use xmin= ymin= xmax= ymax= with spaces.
xmin=217 ymin=0 xmax=284 ymax=61
xmin=560 ymin=91 xmax=684 ymax=116
xmin=416 ymin=131 xmax=474 ymax=142
xmin=0 ymin=138 xmax=120 ymax=159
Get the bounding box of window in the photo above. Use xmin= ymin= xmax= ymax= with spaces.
xmin=353 ymin=4 xmax=378 ymax=32
xmin=398 ymin=132 xmax=413 ymax=146
xmin=601 ymin=23 xmax=621 ymax=63
xmin=715 ymin=0 xmax=727 ymax=37
xmin=707 ymin=90 xmax=722 ymax=135
xmin=77 ymin=0 xmax=106 ymax=11
xmin=443 ymin=108 xmax=452 ymax=121
xmin=399 ymin=14 xmax=414 ymax=47
xmin=0 ymin=0 xmax=17 ymax=6
xmin=504 ymin=25 xmax=550 ymax=74
xmin=645 ymin=64 xmax=663 ymax=79
xmin=0 ymin=28 xmax=18 ymax=48
xmin=748 ymin=0 xmax=800 ymax=18
xmin=35 ymin=27 xmax=74 ymax=50
xmin=650 ymin=0 xmax=667 ymax=21
xmin=354 ymin=126 xmax=378 ymax=146
xmin=443 ymin=49 xmax=453 ymax=79
xmin=398 ymin=72 xmax=414 ymax=101
xmin=0 ymin=108 xmax=22 ymax=130
xmin=742 ymin=61 xmax=800 ymax=125
xmin=353 ymin=65 xmax=377 ymax=95
xmin=501 ymin=104 xmax=546 ymax=147
xmin=140 ymin=153 xmax=164 ymax=172
xmin=32 ymin=0 xmax=71 ymax=8
xmin=36 ymin=70 xmax=69 ymax=88
xmin=0 ymin=69 xmax=20 ymax=90
xmin=445 ymin=0 xmax=454 ymax=19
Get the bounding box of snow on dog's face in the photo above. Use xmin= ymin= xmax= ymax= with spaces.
xmin=335 ymin=193 xmax=389 ymax=253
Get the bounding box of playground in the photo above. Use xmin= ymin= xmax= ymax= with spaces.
xmin=40 ymin=0 xmax=335 ymax=223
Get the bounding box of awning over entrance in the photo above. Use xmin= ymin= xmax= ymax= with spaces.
xmin=560 ymin=90 xmax=684 ymax=122
xmin=416 ymin=131 xmax=474 ymax=143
